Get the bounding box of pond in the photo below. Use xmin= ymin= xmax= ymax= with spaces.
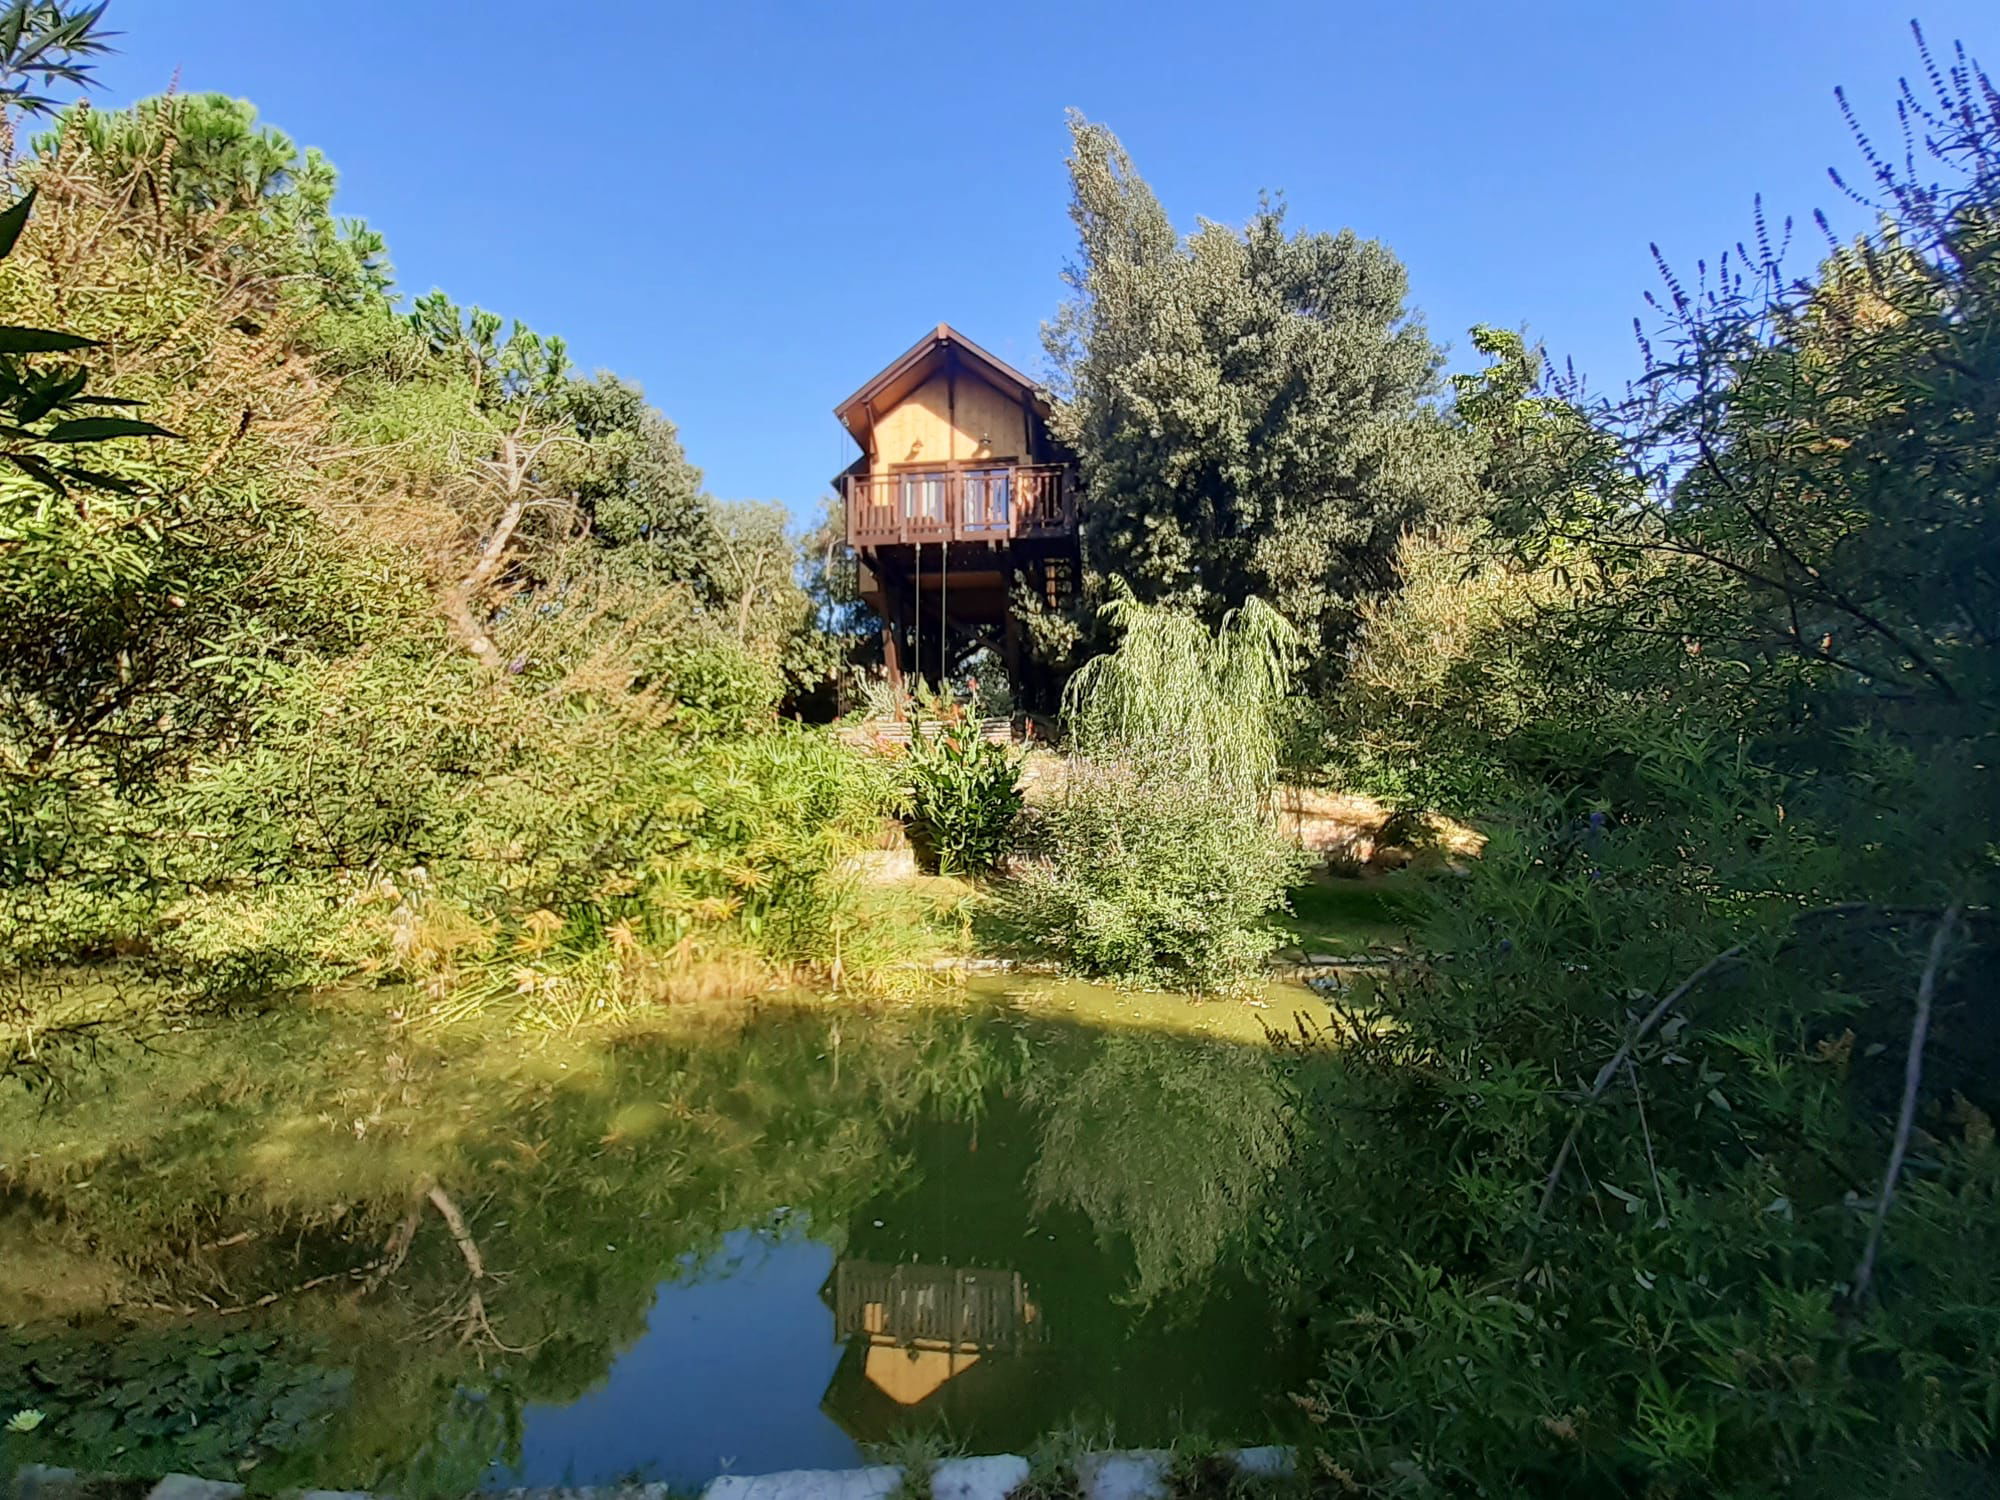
xmin=0 ymin=980 xmax=1334 ymax=1493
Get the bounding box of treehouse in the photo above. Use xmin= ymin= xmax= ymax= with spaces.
xmin=834 ymin=324 xmax=1080 ymax=701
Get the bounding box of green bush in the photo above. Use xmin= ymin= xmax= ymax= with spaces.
xmin=1274 ymin=753 xmax=1998 ymax=1496
xmin=0 ymin=627 xmax=892 ymax=1018
xmin=0 ymin=85 xmax=890 ymax=1034
xmin=1003 ymin=596 xmax=1310 ymax=993
xmin=660 ymin=638 xmax=785 ymax=736
xmin=1327 ymin=521 xmax=1577 ymax=814
xmin=1005 ymin=758 xmax=1309 ymax=994
xmin=456 ymin=720 xmax=894 ymax=964
xmin=901 ymin=717 xmax=1023 ymax=876
xmin=1271 ymin=43 xmax=2000 ymax=1494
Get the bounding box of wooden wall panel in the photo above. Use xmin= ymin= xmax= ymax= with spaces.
xmin=868 ymin=371 xmax=1032 ymax=475
xmin=950 ymin=373 xmax=1031 ymax=464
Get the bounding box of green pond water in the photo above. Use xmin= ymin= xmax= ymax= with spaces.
xmin=0 ymin=978 xmax=1338 ymax=1493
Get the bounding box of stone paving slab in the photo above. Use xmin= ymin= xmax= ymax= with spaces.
xmin=702 ymin=1465 xmax=902 ymax=1500
xmin=1075 ymin=1451 xmax=1170 ymax=1500
xmin=147 ymin=1478 xmax=244 ymax=1500
xmin=929 ymin=1455 xmax=1031 ymax=1500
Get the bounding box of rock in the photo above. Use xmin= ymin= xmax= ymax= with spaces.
xmin=931 ymin=1455 xmax=1030 ymax=1500
xmin=11 ymin=1466 xmax=80 ymax=1500
xmin=703 ymin=1466 xmax=903 ymax=1500
xmin=146 ymin=1478 xmax=245 ymax=1500
xmin=838 ymin=847 xmax=920 ymax=884
xmin=21 ymin=1446 xmax=1285 ymax=1500
xmin=1075 ymin=1451 xmax=1170 ymax=1500
xmin=1229 ymin=1447 xmax=1294 ymax=1478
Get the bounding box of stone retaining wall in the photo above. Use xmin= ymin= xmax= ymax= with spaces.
xmin=10 ymin=1448 xmax=1293 ymax=1500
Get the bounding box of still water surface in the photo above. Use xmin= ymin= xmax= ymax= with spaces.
xmin=1 ymin=988 xmax=1320 ymax=1490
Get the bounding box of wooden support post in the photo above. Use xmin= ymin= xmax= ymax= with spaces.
xmin=880 ymin=567 xmax=906 ymax=692
xmin=1002 ymin=558 xmax=1023 ymax=693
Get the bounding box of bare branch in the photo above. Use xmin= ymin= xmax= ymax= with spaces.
xmin=1850 ymin=905 xmax=1963 ymax=1308
xmin=1528 ymin=944 xmax=1748 ymax=1241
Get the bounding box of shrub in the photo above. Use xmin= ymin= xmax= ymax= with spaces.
xmin=901 ymin=717 xmax=1023 ymax=876
xmin=425 ymin=718 xmax=895 ymax=978
xmin=1006 ymin=758 xmax=1308 ymax=993
xmin=1328 ymin=522 xmax=1572 ymax=813
xmin=1006 ymin=595 xmax=1309 ymax=992
xmin=1270 ymin=41 xmax=2000 ymax=1493
xmin=659 ymin=638 xmax=784 ymax=735
xmin=1274 ymin=754 xmax=1999 ymax=1496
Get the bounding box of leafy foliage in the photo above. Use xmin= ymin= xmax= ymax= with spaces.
xmin=43 ymin=90 xmax=389 ymax=308
xmin=560 ymin=370 xmax=711 ymax=574
xmin=1328 ymin=516 xmax=1586 ymax=814
xmin=1045 ymin=113 xmax=1480 ymax=687
xmin=1281 ymin=29 xmax=2000 ymax=1495
xmin=1012 ymin=594 xmax=1312 ymax=992
xmin=1007 ymin=758 xmax=1308 ymax=994
xmin=0 ymin=1 xmax=111 ymax=118
xmin=0 ymin=189 xmax=172 ymax=494
xmin=1064 ymin=593 xmax=1299 ymax=804
xmin=0 ymin=131 xmax=385 ymax=916
xmin=0 ymin=1328 xmax=351 ymax=1477
xmin=0 ymin=50 xmax=891 ymax=1032
xmin=900 ymin=711 xmax=1023 ymax=876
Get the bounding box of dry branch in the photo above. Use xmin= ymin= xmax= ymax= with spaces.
xmin=424 ymin=1181 xmax=487 ymax=1280
xmin=1849 ymin=905 xmax=1962 ymax=1308
xmin=1530 ymin=943 xmax=1748 ymax=1231
xmin=415 ymin=1178 xmax=534 ymax=1352
xmin=439 ymin=422 xmax=586 ymax=668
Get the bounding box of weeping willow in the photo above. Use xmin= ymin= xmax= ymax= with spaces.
xmin=1062 ymin=594 xmax=1300 ymax=805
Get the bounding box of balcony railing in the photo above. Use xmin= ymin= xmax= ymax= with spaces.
xmin=845 ymin=464 xmax=1075 ymax=548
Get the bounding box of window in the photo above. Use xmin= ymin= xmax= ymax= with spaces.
xmin=961 ymin=468 xmax=1012 ymax=533
xmin=900 ymin=471 xmax=946 ymax=524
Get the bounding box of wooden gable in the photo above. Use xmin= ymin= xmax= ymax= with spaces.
xmin=834 ymin=324 xmax=1056 ymax=476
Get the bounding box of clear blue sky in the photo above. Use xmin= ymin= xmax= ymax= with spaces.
xmin=103 ymin=2 xmax=2000 ymax=521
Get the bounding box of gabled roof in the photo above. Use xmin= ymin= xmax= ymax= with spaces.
xmin=834 ymin=324 xmax=1049 ymax=451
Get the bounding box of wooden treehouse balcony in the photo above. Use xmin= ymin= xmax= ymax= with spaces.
xmin=833 ymin=324 xmax=1081 ymax=700
xmin=844 ymin=463 xmax=1076 ymax=550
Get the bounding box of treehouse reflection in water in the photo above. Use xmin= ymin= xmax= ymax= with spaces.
xmin=820 ymin=1258 xmax=1046 ymax=1435
xmin=501 ymin=1019 xmax=1311 ymax=1485
xmin=3 ymin=996 xmax=1320 ymax=1491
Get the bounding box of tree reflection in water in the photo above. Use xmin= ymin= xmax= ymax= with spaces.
xmin=0 ymin=996 xmax=1314 ymax=1489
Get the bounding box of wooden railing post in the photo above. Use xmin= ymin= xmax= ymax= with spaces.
xmin=849 ymin=464 xmax=1076 ymax=548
